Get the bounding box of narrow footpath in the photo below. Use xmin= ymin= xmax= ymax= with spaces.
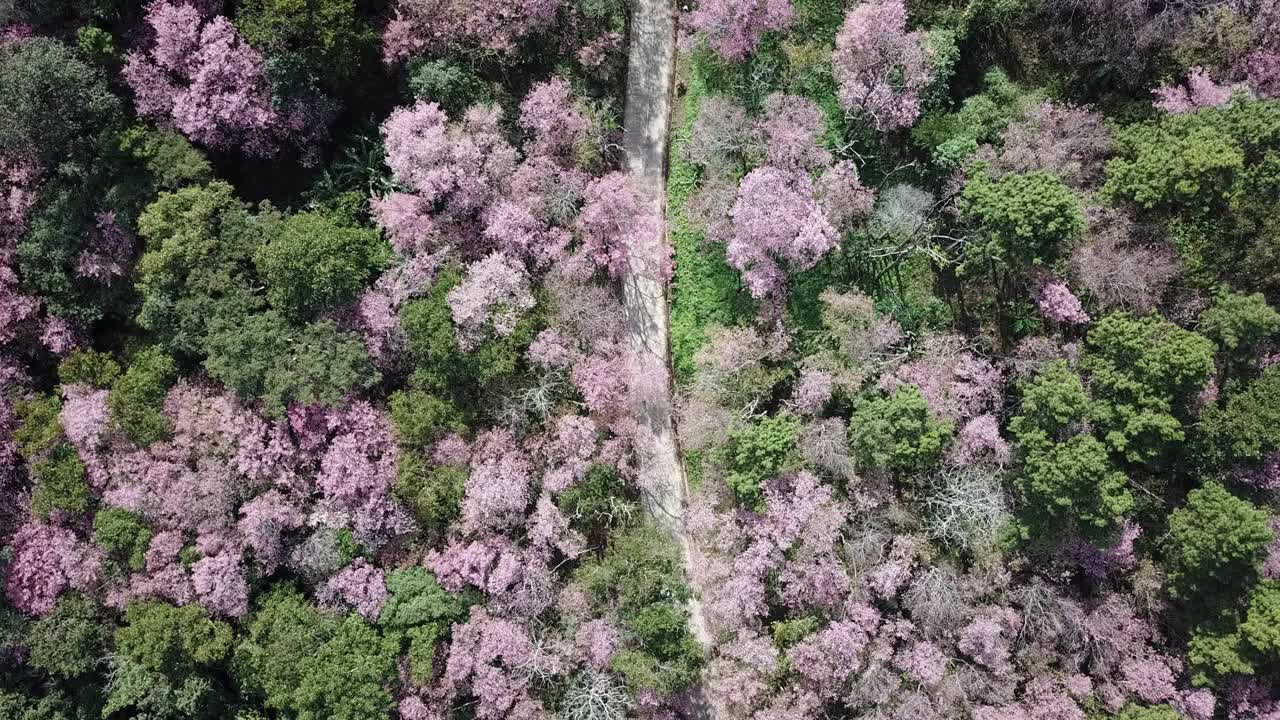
xmin=619 ymin=0 xmax=716 ymax=697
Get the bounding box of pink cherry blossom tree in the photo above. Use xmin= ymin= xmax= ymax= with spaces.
xmin=833 ymin=0 xmax=936 ymax=131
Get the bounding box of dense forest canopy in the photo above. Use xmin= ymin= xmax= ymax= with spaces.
xmin=2 ymin=0 xmax=1280 ymax=719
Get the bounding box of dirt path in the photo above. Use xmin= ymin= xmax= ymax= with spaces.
xmin=620 ymin=0 xmax=715 ymax=664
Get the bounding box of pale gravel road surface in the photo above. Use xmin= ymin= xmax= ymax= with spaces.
xmin=620 ymin=0 xmax=716 ymax=688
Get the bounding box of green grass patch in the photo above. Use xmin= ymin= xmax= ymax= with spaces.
xmin=668 ymin=58 xmax=755 ymax=382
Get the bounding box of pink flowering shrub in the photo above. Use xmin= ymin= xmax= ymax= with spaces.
xmin=518 ymin=78 xmax=590 ymax=159
xmin=576 ymin=172 xmax=660 ymax=280
xmin=5 ymin=523 xmax=101 ymax=616
xmin=191 ymin=551 xmax=249 ymax=618
xmin=382 ymin=0 xmax=560 ymax=63
xmin=318 ymin=558 xmax=388 ymax=620
xmin=123 ymin=2 xmax=332 ymax=157
xmin=1037 ymin=280 xmax=1091 ymax=325
xmin=685 ymin=0 xmax=795 ymax=62
xmin=1153 ymin=67 xmax=1245 ymax=113
xmin=447 ymin=253 xmax=535 ymax=350
xmin=727 ymin=167 xmax=839 ymax=300
xmin=833 ymin=0 xmax=935 ymax=131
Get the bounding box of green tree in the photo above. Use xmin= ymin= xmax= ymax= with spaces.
xmin=202 ymin=312 xmax=378 ymax=417
xmin=958 ymin=170 xmax=1084 ymax=277
xmin=234 ymin=587 xmax=335 ymax=712
xmin=57 ymin=348 xmax=121 ymax=388
xmin=136 ymin=182 xmax=278 ymax=356
xmin=1114 ymin=704 xmax=1181 ymax=720
xmin=12 ymin=394 xmax=62 ymax=460
xmin=1163 ymin=481 xmax=1273 ymax=603
xmin=1083 ymin=313 xmax=1215 ymax=464
xmin=235 ymin=0 xmax=375 ymax=88
xmin=25 ymin=594 xmax=107 ymax=679
xmin=0 ymin=37 xmax=119 ymax=162
xmin=1104 ymin=122 xmax=1245 ymax=214
xmin=255 ymin=211 xmax=389 ymax=319
xmin=30 ymin=445 xmax=90 ymax=519
xmin=1199 ymin=290 xmax=1280 ymax=362
xmin=94 ymin=508 xmax=154 ymax=572
xmin=388 ymin=388 xmax=467 ymax=449
xmin=377 ymin=568 xmax=470 ymax=683
xmin=405 ymin=58 xmax=493 ymax=115
xmin=849 ymin=386 xmax=953 ymax=476
xmin=1241 ymin=580 xmax=1280 ymax=659
xmin=1013 ymin=434 xmax=1133 ymax=542
xmin=574 ymin=524 xmax=703 ymax=694
xmin=392 ymin=455 xmax=466 ymax=541
xmin=1008 ymin=361 xmax=1091 ymax=450
xmin=714 ymin=413 xmax=801 ymax=509
xmin=108 ymin=346 xmax=177 ymax=446
xmin=1198 ymin=366 xmax=1280 ymax=472
xmin=233 ymin=587 xmax=398 ymax=720
xmin=115 ymin=601 xmax=234 ymax=677
xmin=1187 ymin=617 xmax=1253 ymax=687
xmin=116 ymin=126 xmax=214 ymax=192
xmin=557 ymin=463 xmax=636 ymax=545
xmin=292 ymin=615 xmax=398 ymax=720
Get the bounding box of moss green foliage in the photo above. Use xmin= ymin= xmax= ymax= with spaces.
xmin=914 ymin=68 xmax=1032 ymax=170
xmin=1105 ymin=122 xmax=1245 ymax=214
xmin=1114 ymin=704 xmax=1181 ymax=720
xmin=850 ymin=386 xmax=953 ymax=475
xmin=405 ymin=58 xmax=494 ymax=115
xmin=389 ymin=388 xmax=467 ymax=448
xmin=0 ymin=37 xmax=119 ymax=163
xmin=575 ymin=524 xmax=703 ymax=694
xmin=393 ymin=455 xmax=466 ymax=541
xmin=117 ymin=601 xmax=234 ymax=677
xmin=1163 ymin=481 xmax=1273 ymax=603
xmin=234 ymin=588 xmax=398 ymax=720
xmin=1241 ymin=580 xmax=1280 ymax=658
xmin=1198 ymin=366 xmax=1280 ymax=472
xmin=12 ymin=394 xmax=63 ymax=460
xmin=94 ymin=508 xmax=154 ymax=572
xmin=1083 ymin=313 xmax=1215 ymax=465
xmin=1009 ymin=361 xmax=1135 ymax=542
xmin=31 ymin=445 xmax=90 ymax=519
xmin=1104 ymin=100 xmax=1280 ymax=285
xmin=108 ymin=346 xmax=178 ymax=446
xmin=400 ymin=266 xmax=540 ymax=391
xmin=137 ymin=182 xmax=279 ymax=356
xmin=1199 ymin=290 xmax=1280 ymax=360
xmin=714 ymin=413 xmax=800 ymax=509
xmin=235 ymin=0 xmax=375 ymax=88
xmin=770 ymin=616 xmax=820 ymax=648
xmin=378 ymin=568 xmax=471 ymax=682
xmin=557 ymin=464 xmax=636 ymax=544
xmin=1008 ymin=361 xmax=1091 ymax=448
xmin=116 ymin=126 xmax=214 ymax=191
xmin=58 ymin=348 xmax=121 ymax=388
xmin=957 ymin=170 xmax=1084 ymax=277
xmin=25 ymin=595 xmax=108 ymax=679
xmin=1187 ymin=618 xmax=1253 ymax=687
xmin=1014 ymin=434 xmax=1133 ymax=541
xmin=255 ymin=211 xmax=389 ymax=319
xmin=202 ymin=312 xmax=377 ymax=417
xmin=668 ymin=60 xmax=755 ymax=380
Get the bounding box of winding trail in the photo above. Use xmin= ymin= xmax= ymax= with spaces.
xmin=620 ymin=0 xmax=715 ymax=694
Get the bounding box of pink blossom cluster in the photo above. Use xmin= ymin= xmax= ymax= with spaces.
xmin=382 ymin=0 xmax=560 ymax=63
xmin=833 ymin=0 xmax=936 ymax=131
xmin=684 ymin=0 xmax=795 ymax=62
xmin=123 ymin=2 xmax=333 ymax=158
xmin=1037 ymin=280 xmax=1091 ymax=326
